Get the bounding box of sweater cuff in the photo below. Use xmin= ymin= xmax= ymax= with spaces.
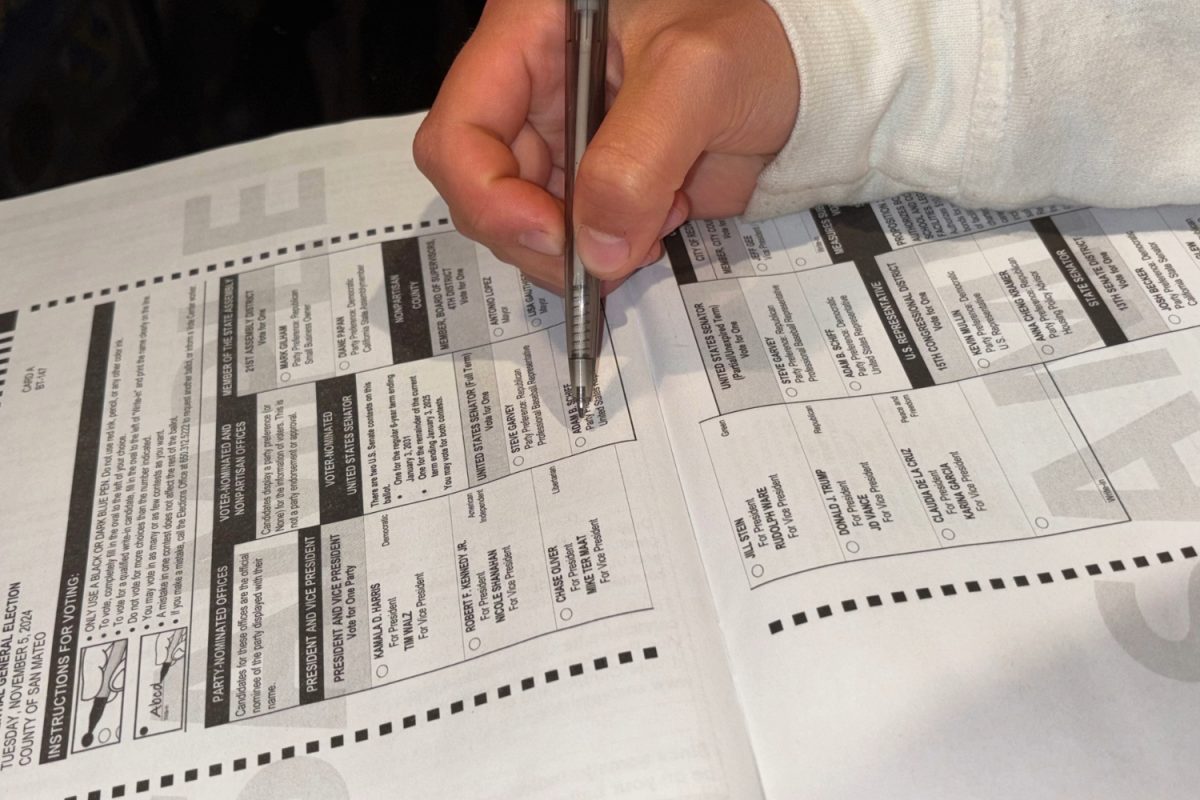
xmin=746 ymin=0 xmax=989 ymax=219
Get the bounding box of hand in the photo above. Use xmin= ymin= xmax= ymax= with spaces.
xmin=413 ymin=0 xmax=799 ymax=291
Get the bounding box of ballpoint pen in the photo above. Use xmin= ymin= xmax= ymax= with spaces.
xmin=565 ymin=0 xmax=608 ymax=413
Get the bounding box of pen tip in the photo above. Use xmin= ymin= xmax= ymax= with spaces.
xmin=575 ymin=386 xmax=591 ymax=413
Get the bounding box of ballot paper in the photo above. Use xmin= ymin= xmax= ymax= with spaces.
xmin=0 ymin=116 xmax=1197 ymax=799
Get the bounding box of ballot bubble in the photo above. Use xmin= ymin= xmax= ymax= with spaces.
xmin=1169 ymin=314 xmax=1183 ymax=325
xmin=1041 ymin=345 xmax=1055 ymax=356
xmin=493 ymin=327 xmax=504 ymax=337
xmin=785 ymin=388 xmax=799 ymax=398
xmin=339 ymin=360 xmax=350 ymax=371
xmin=849 ymin=381 xmax=863 ymax=392
xmin=376 ymin=664 xmax=389 ymax=679
xmin=756 ymin=263 xmax=769 ymax=273
xmin=574 ymin=436 xmax=587 ymax=448
xmin=750 ymin=564 xmax=765 ymax=578
xmin=559 ymin=608 xmax=573 ymax=622
xmin=468 ymin=637 xmax=482 ymax=651
xmin=977 ymin=358 xmax=991 ymax=369
xmin=941 ymin=528 xmax=957 ymax=541
xmin=531 ymin=318 xmax=542 ymax=328
xmin=846 ymin=541 xmax=861 ymax=554
xmin=513 ymin=455 xmax=525 ymax=467
xmin=281 ymin=371 xmax=292 ymax=383
xmin=795 ymin=257 xmax=807 ymax=267
xmin=1035 ymin=516 xmax=1050 ymax=529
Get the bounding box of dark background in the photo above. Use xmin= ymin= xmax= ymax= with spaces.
xmin=0 ymin=0 xmax=485 ymax=200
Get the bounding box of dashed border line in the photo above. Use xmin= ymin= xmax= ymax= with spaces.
xmin=29 ymin=219 xmax=452 ymax=314
xmin=65 ymin=646 xmax=659 ymax=800
xmin=767 ymin=546 xmax=1199 ymax=636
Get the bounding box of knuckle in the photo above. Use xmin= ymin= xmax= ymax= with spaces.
xmin=452 ymin=198 xmax=505 ymax=246
xmin=467 ymin=202 xmax=501 ymax=240
xmin=646 ymin=26 xmax=734 ymax=78
xmin=577 ymin=142 xmax=661 ymax=219
xmin=448 ymin=207 xmax=482 ymax=241
xmin=412 ymin=120 xmax=442 ymax=175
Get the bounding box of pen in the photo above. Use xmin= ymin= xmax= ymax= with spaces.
xmin=565 ymin=0 xmax=608 ymax=412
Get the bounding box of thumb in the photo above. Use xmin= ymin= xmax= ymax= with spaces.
xmin=573 ymin=51 xmax=717 ymax=280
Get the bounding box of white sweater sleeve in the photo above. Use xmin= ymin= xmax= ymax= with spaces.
xmin=746 ymin=0 xmax=1200 ymax=218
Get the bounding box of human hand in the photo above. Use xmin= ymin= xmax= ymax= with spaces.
xmin=414 ymin=0 xmax=799 ymax=291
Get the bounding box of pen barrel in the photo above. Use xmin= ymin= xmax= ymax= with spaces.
xmin=567 ymin=280 xmax=601 ymax=391
xmin=566 ymin=0 xmax=608 ymax=142
xmin=565 ymin=0 xmax=608 ymax=381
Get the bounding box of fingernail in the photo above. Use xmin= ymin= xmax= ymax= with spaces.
xmin=578 ymin=225 xmax=630 ymax=277
xmin=659 ymin=205 xmax=687 ymax=238
xmin=518 ymin=230 xmax=564 ymax=257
